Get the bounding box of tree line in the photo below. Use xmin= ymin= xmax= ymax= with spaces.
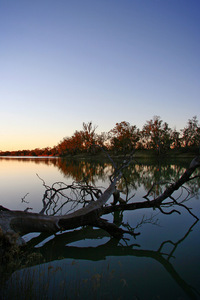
xmin=0 ymin=116 xmax=199 ymax=156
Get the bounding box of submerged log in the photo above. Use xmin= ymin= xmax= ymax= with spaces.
xmin=0 ymin=175 xmax=125 ymax=243
xmin=0 ymin=156 xmax=199 ymax=245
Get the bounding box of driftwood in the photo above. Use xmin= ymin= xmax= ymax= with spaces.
xmin=0 ymin=155 xmax=200 ymax=246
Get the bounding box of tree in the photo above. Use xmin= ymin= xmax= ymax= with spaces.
xmin=95 ymin=132 xmax=109 ymax=150
xmin=56 ymin=122 xmax=97 ymax=155
xmin=109 ymin=121 xmax=140 ymax=153
xmin=0 ymin=153 xmax=199 ymax=248
xmin=82 ymin=121 xmax=97 ymax=153
xmin=171 ymin=129 xmax=181 ymax=149
xmin=57 ymin=130 xmax=84 ymax=156
xmin=181 ymin=116 xmax=200 ymax=149
xmin=142 ymin=116 xmax=172 ymax=154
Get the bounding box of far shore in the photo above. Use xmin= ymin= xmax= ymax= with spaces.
xmin=0 ymin=149 xmax=198 ymax=160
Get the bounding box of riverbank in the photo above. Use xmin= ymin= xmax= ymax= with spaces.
xmin=60 ymin=149 xmax=199 ymax=162
xmin=0 ymin=149 xmax=198 ymax=161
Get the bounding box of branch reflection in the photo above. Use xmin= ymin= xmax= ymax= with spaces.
xmin=6 ymin=218 xmax=198 ymax=300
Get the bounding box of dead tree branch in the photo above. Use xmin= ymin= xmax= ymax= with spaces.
xmin=0 ymin=156 xmax=199 ymax=245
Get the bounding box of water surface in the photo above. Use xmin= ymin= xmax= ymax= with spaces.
xmin=0 ymin=156 xmax=200 ymax=299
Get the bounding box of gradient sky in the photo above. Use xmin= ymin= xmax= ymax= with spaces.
xmin=0 ymin=0 xmax=199 ymax=151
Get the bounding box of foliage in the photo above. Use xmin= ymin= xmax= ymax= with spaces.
xmin=1 ymin=116 xmax=200 ymax=156
xmin=181 ymin=116 xmax=200 ymax=149
xmin=141 ymin=116 xmax=172 ymax=153
xmin=109 ymin=121 xmax=140 ymax=153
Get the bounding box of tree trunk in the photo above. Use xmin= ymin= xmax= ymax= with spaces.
xmin=0 ymin=156 xmax=199 ymax=245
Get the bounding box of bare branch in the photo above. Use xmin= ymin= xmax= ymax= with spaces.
xmin=0 ymin=155 xmax=199 ymax=246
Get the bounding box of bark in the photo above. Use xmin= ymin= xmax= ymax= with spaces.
xmin=0 ymin=156 xmax=199 ymax=244
xmin=102 ymin=156 xmax=200 ymax=218
xmin=0 ymin=175 xmax=123 ymax=242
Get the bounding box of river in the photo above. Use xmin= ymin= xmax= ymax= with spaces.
xmin=0 ymin=156 xmax=200 ymax=300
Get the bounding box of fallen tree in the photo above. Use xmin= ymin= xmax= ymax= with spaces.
xmin=0 ymin=155 xmax=200 ymax=247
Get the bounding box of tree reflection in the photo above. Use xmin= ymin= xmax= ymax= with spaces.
xmin=66 ymin=159 xmax=200 ymax=201
xmin=1 ymin=157 xmax=200 ymax=299
xmin=1 ymin=157 xmax=199 ymax=195
xmin=2 ymin=218 xmax=199 ymax=299
xmin=0 ymin=156 xmax=59 ymax=166
xmin=54 ymin=158 xmax=200 ymax=204
xmin=56 ymin=158 xmax=112 ymax=183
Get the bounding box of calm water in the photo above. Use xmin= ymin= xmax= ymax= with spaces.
xmin=0 ymin=156 xmax=200 ymax=300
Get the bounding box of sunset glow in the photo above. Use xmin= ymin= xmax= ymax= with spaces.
xmin=0 ymin=0 xmax=199 ymax=151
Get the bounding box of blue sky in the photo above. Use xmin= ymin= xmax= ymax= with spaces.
xmin=0 ymin=0 xmax=199 ymax=151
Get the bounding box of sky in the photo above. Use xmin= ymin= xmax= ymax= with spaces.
xmin=0 ymin=0 xmax=200 ymax=151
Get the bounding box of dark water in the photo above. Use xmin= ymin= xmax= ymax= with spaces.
xmin=0 ymin=156 xmax=200 ymax=300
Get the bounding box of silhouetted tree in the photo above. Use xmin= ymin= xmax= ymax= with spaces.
xmin=109 ymin=121 xmax=140 ymax=153
xmin=171 ymin=129 xmax=181 ymax=149
xmin=142 ymin=116 xmax=172 ymax=154
xmin=82 ymin=121 xmax=97 ymax=153
xmin=181 ymin=116 xmax=200 ymax=150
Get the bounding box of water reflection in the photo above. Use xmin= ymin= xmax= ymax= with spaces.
xmin=0 ymin=156 xmax=58 ymax=166
xmin=56 ymin=158 xmax=113 ymax=184
xmin=56 ymin=159 xmax=200 ymax=198
xmin=2 ymin=219 xmax=200 ymax=299
xmin=1 ymin=157 xmax=199 ymax=194
xmin=0 ymin=157 xmax=200 ymax=299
